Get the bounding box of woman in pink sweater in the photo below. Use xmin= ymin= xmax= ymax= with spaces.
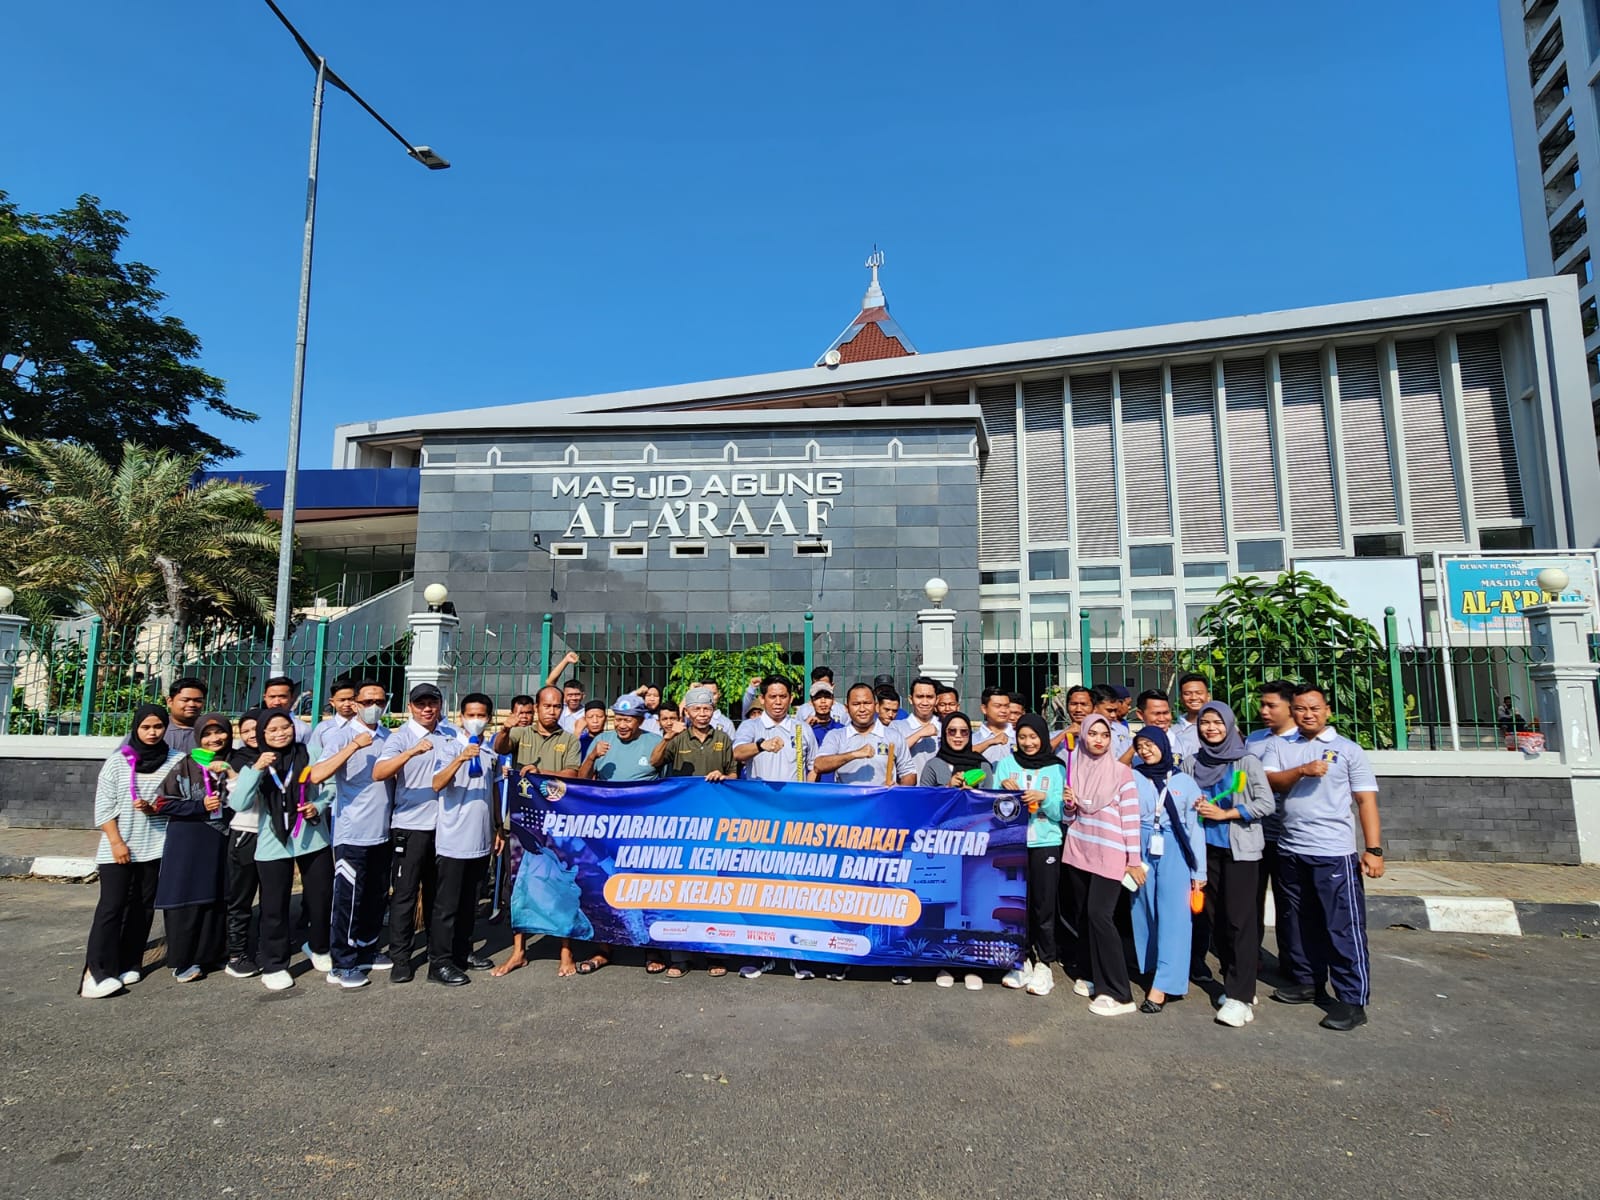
xmin=1062 ymin=713 xmax=1145 ymax=1015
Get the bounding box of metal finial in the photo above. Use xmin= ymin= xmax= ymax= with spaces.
xmin=862 ymin=246 xmax=886 ymax=308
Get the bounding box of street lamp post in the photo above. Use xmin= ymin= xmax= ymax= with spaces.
xmin=263 ymin=0 xmax=450 ymax=673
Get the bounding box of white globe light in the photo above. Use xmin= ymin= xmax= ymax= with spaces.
xmin=0 ymin=586 xmax=13 ymax=610
xmin=1536 ymin=567 xmax=1569 ymax=597
xmin=924 ymin=577 xmax=950 ymax=605
xmin=423 ymin=582 xmax=450 ymax=607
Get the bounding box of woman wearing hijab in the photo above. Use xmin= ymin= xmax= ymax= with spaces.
xmin=1128 ymin=726 xmax=1206 ymax=1012
xmin=81 ymin=704 xmax=180 ymax=998
xmin=152 ymin=712 xmax=236 ymax=981
xmin=993 ymin=715 xmax=1066 ymax=997
xmin=223 ymin=708 xmax=266 ymax=978
xmin=918 ymin=712 xmax=992 ymax=788
xmin=227 ymin=708 xmax=334 ymax=991
xmin=1181 ymin=701 xmax=1275 ymax=1028
xmin=1060 ymin=712 xmax=1144 ymax=1016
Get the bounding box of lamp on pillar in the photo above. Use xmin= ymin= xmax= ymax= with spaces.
xmin=408 ymin=582 xmax=460 ymax=712
xmin=1537 ymin=567 xmax=1570 ymax=600
xmin=917 ymin=577 xmax=959 ymax=686
xmin=1522 ymin=568 xmax=1599 ymax=770
xmin=424 ymin=581 xmax=451 ymax=613
xmin=0 ymin=586 xmax=23 ymax=735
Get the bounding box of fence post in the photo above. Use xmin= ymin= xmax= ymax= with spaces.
xmin=0 ymin=606 xmax=24 ymax=735
xmin=539 ymin=613 xmax=553 ymax=686
xmin=405 ymin=607 xmax=460 ymax=713
xmin=309 ymin=617 xmax=330 ymax=723
xmin=78 ymin=616 xmax=104 ymax=736
xmin=916 ymin=582 xmax=959 ymax=685
xmin=1383 ymin=606 xmax=1408 ymax=751
xmin=802 ymin=610 xmax=814 ymax=685
xmin=1078 ymin=610 xmax=1093 ymax=687
xmin=1524 ymin=587 xmax=1600 ymax=769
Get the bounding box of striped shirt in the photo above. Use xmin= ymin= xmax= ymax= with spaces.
xmin=1062 ymin=775 xmax=1142 ymax=882
xmin=94 ymin=748 xmax=180 ymax=864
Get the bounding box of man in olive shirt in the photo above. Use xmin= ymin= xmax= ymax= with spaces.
xmin=490 ymin=686 xmax=581 ymax=977
xmin=650 ymin=686 xmax=735 ymax=780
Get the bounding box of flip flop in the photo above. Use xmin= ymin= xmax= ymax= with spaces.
xmin=706 ymin=964 xmax=728 ymax=978
xmin=645 ymin=960 xmax=668 ymax=975
xmin=575 ymin=955 xmax=608 ymax=975
xmin=665 ymin=965 xmax=688 ymax=979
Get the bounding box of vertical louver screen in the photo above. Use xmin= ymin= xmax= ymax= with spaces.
xmin=1117 ymin=368 xmax=1172 ymax=538
xmin=1022 ymin=378 xmax=1069 ymax=543
xmin=1335 ymin=344 xmax=1399 ymax=527
xmin=1170 ymin=362 xmax=1225 ymax=554
xmin=1455 ymin=331 xmax=1526 ymax=521
xmin=978 ymin=383 xmax=1020 ymax=562
xmin=1070 ymin=373 xmax=1121 ymax=557
xmin=1223 ymin=357 xmax=1280 ymax=532
xmin=1278 ymin=351 xmax=1342 ymax=550
xmin=1396 ymin=339 xmax=1467 ymax=543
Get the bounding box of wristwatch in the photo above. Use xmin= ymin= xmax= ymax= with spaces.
xmin=1365 ymin=846 xmax=1383 ymax=857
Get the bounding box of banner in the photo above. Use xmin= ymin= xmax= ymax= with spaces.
xmin=1438 ymin=552 xmax=1600 ymax=640
xmin=507 ymin=775 xmax=1030 ymax=969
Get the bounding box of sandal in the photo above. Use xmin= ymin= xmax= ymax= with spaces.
xmin=1139 ymin=999 xmax=1164 ymax=1014
xmin=706 ymin=964 xmax=728 ymax=978
xmin=665 ymin=965 xmax=688 ymax=979
xmin=575 ymin=955 xmax=609 ymax=975
xmin=645 ymin=959 xmax=668 ymax=975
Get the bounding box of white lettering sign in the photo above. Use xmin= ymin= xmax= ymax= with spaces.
xmin=553 ymin=472 xmax=842 ymax=540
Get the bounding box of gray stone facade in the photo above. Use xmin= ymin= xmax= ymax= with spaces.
xmin=411 ymin=422 xmax=980 ymax=633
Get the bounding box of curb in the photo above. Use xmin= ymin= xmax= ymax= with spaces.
xmin=0 ymin=855 xmax=98 ymax=883
xmin=1367 ymin=894 xmax=1600 ymax=937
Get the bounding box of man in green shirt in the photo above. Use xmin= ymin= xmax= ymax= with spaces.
xmin=650 ymin=687 xmax=734 ymax=780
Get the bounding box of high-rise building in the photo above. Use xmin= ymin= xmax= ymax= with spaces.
xmin=1500 ymin=0 xmax=1600 ymax=427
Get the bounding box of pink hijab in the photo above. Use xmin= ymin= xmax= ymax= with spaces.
xmin=1069 ymin=713 xmax=1133 ymax=814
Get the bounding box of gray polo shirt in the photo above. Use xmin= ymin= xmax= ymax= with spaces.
xmin=1258 ymin=727 xmax=1378 ymax=858
xmin=974 ymin=722 xmax=1012 ymax=765
xmin=733 ymin=713 xmax=819 ymax=782
xmin=889 ymin=714 xmax=941 ymax=781
xmin=1245 ymin=727 xmax=1288 ymax=841
xmin=429 ymin=731 xmax=496 ymax=859
xmin=322 ymin=722 xmax=393 ymax=848
xmin=375 ymin=719 xmax=458 ymax=833
xmin=1170 ymin=720 xmax=1201 ymax=759
xmin=818 ymin=722 xmax=909 ymax=787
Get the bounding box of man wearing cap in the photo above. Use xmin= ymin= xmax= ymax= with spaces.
xmin=796 ymin=666 xmax=835 ymax=722
xmin=580 ymin=695 xmax=661 ymax=782
xmin=889 ymin=676 xmax=942 ymax=783
xmin=733 ymin=677 xmax=818 ymax=783
xmin=371 ymin=682 xmax=457 ymax=983
xmin=802 ymin=683 xmax=843 ymax=781
xmin=491 ymin=686 xmax=582 ymax=977
xmin=696 ymin=681 xmax=738 ymax=737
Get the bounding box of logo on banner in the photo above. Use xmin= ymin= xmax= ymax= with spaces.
xmin=993 ymin=796 xmax=1022 ymax=822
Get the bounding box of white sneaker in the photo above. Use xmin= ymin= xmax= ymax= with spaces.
xmin=262 ymin=970 xmax=295 ymax=991
xmin=362 ymin=953 xmax=394 ymax=972
xmin=1216 ymin=998 xmax=1255 ymax=1027
xmin=1088 ymin=994 xmax=1137 ymax=1016
xmin=301 ymin=943 xmax=333 ymax=974
xmin=1025 ymin=964 xmax=1056 ymax=996
xmin=1001 ymin=963 xmax=1030 ymax=990
xmin=119 ymin=969 xmax=141 ymax=986
xmin=327 ymin=968 xmax=370 ymax=989
xmin=891 ymin=973 xmax=912 ymax=985
xmin=1072 ymin=978 xmax=1094 ymax=998
xmin=80 ymin=972 xmax=122 ymax=999
xmin=790 ymin=963 xmax=815 ymax=980
xmin=738 ymin=963 xmax=765 ymax=980
xmin=173 ymin=965 xmax=202 ymax=983
xmin=935 ymin=970 xmax=955 ymax=988
xmin=963 ymin=973 xmax=984 ymax=991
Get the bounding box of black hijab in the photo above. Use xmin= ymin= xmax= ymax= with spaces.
xmin=229 ymin=707 xmax=265 ymax=771
xmin=934 ymin=711 xmax=987 ymax=774
xmin=1132 ymin=724 xmax=1175 ymax=787
xmin=126 ymin=704 xmax=171 ymax=775
xmin=256 ymin=709 xmax=311 ymax=843
xmin=1010 ymin=714 xmax=1062 ymax=773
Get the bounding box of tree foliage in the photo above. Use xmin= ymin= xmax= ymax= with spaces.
xmin=0 ymin=191 xmax=252 ymax=463
xmin=0 ymin=432 xmax=283 ymax=638
xmin=665 ymin=643 xmax=795 ymax=716
xmin=1183 ymin=570 xmax=1402 ymax=749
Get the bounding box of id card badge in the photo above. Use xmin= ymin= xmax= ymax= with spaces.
xmin=1149 ymin=830 xmax=1166 ymax=857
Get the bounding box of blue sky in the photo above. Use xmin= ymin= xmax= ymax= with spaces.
xmin=6 ymin=1 xmax=1525 ymax=469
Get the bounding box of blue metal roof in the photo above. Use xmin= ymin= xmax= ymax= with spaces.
xmin=202 ymin=468 xmax=419 ymax=511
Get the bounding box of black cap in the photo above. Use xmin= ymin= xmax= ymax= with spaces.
xmin=872 ymin=673 xmax=895 ymax=688
xmin=408 ymin=683 xmax=443 ymax=704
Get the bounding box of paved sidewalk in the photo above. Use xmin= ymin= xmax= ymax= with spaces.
xmin=0 ymin=828 xmax=100 ymax=881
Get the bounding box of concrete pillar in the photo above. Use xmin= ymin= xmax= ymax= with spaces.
xmin=917 ymin=606 xmax=958 ymax=686
xmin=0 ymin=613 xmax=24 ymax=735
xmin=1524 ymin=598 xmax=1600 ymax=864
xmin=406 ymin=610 xmax=460 ymax=713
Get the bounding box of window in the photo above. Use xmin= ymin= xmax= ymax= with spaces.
xmin=1028 ymin=549 xmax=1070 ymax=581
xmin=1236 ymin=539 xmax=1285 ymax=574
xmin=981 ymin=610 xmax=1021 ymax=640
xmin=1186 ymin=603 xmax=1213 ymax=634
xmin=1079 ymin=565 xmax=1121 ymax=593
xmin=1029 ymin=598 xmax=1072 ymax=641
xmin=794 ymin=539 xmax=832 ymax=557
xmin=1184 ymin=561 xmax=1228 ymax=582
xmin=550 ymin=543 xmax=587 ymax=558
xmin=669 ymin=542 xmax=708 ymax=558
xmin=1480 ymin=526 xmax=1535 ymax=551
xmin=1354 ymin=533 xmax=1405 ymax=558
xmin=1129 ymin=544 xmax=1174 ymax=577
xmin=729 ymin=542 xmax=768 ymax=559
xmin=610 ymin=543 xmax=647 ymax=559
xmin=1082 ymin=607 xmax=1123 ymax=638
xmin=981 ymin=570 xmax=1020 ymax=586
xmin=1131 ymin=590 xmax=1177 ymax=639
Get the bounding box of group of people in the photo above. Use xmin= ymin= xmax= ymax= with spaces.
xmin=81 ymin=661 xmax=1383 ymax=1033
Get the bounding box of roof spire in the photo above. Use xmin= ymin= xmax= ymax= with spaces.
xmin=863 ymin=246 xmax=885 ymax=309
xmin=815 ymin=246 xmax=918 ymax=367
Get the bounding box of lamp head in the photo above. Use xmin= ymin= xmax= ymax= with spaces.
xmin=923 ymin=577 xmax=949 ymax=605
xmin=1536 ymin=567 xmax=1570 ymax=598
xmin=423 ymin=582 xmax=450 ymax=611
xmin=409 ymin=145 xmax=450 ymax=170
xmin=0 ymin=585 xmax=13 ymax=611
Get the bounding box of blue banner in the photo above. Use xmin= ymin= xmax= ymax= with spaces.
xmin=508 ymin=775 xmax=1029 ymax=969
xmin=1439 ymin=553 xmax=1599 ymax=638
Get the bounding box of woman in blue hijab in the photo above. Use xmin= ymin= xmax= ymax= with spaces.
xmin=1129 ymin=725 xmax=1206 ymax=1013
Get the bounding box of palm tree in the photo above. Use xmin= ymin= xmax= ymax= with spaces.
xmin=0 ymin=431 xmax=282 ymax=639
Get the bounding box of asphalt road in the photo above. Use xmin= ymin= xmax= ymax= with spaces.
xmin=0 ymin=880 xmax=1595 ymax=1200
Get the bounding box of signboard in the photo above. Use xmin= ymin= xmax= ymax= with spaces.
xmin=555 ymin=471 xmax=843 ymax=541
xmin=1438 ymin=552 xmax=1600 ymax=642
xmin=507 ymin=775 xmax=1029 ymax=969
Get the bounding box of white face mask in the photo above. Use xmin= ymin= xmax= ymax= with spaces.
xmin=463 ymin=717 xmax=487 ymax=737
xmin=359 ymin=704 xmax=384 ymax=726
